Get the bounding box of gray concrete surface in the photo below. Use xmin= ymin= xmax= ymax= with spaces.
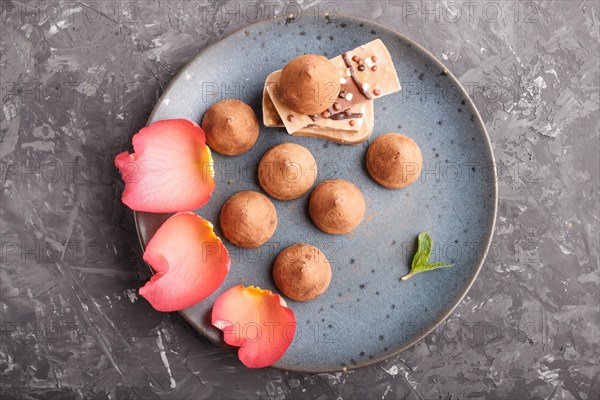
xmin=1 ymin=1 xmax=598 ymax=399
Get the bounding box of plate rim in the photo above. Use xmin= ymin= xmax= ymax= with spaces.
xmin=133 ymin=12 xmax=498 ymax=373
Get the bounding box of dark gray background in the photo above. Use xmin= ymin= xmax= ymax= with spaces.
xmin=1 ymin=1 xmax=598 ymax=399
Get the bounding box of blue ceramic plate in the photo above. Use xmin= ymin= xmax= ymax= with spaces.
xmin=135 ymin=14 xmax=497 ymax=372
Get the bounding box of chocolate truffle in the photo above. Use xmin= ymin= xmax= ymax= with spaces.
xmin=220 ymin=191 xmax=277 ymax=248
xmin=366 ymin=133 xmax=423 ymax=188
xmin=258 ymin=143 xmax=317 ymax=200
xmin=308 ymin=179 xmax=366 ymax=235
xmin=202 ymin=99 xmax=259 ymax=156
xmin=279 ymin=54 xmax=341 ymax=115
xmin=273 ymin=243 xmax=332 ymax=302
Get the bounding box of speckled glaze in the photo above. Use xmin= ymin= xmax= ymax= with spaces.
xmin=136 ymin=14 xmax=497 ymax=372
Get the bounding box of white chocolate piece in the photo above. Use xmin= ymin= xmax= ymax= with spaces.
xmin=329 ymin=39 xmax=401 ymax=99
xmin=262 ymin=86 xmax=375 ymax=144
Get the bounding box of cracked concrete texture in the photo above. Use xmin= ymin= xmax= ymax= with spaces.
xmin=1 ymin=1 xmax=598 ymax=399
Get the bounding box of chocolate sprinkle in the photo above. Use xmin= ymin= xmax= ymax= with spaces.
xmin=287 ymin=114 xmax=294 ymax=122
xmin=371 ymin=65 xmax=378 ymax=71
xmin=358 ymin=64 xmax=366 ymax=71
xmin=373 ymin=89 xmax=381 ymax=96
xmin=330 ymin=111 xmax=363 ymax=120
xmin=322 ymin=110 xmax=331 ymax=118
xmin=333 ymin=102 xmax=341 ymax=111
xmin=310 ymin=114 xmax=318 ymax=122
xmin=338 ymin=90 xmax=347 ymax=98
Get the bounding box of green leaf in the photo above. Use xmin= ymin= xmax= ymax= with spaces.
xmin=425 ymin=262 xmax=453 ymax=269
xmin=401 ymin=232 xmax=454 ymax=281
xmin=411 ymin=262 xmax=454 ymax=275
xmin=412 ymin=232 xmax=432 ymax=270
